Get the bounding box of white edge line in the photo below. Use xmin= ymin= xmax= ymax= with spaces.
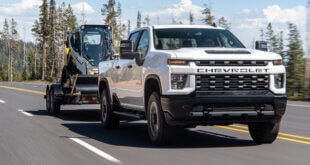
xmin=18 ymin=109 xmax=34 ymax=117
xmin=0 ymin=99 xmax=5 ymax=104
xmin=69 ymin=138 xmax=122 ymax=164
xmin=287 ymin=104 xmax=310 ymax=108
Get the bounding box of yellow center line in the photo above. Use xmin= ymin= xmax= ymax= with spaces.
xmin=0 ymin=85 xmax=45 ymax=95
xmin=215 ymin=125 xmax=310 ymax=145
xmin=230 ymin=124 xmax=310 ymax=141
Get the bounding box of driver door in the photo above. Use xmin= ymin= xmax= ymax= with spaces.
xmin=116 ymin=30 xmax=149 ymax=111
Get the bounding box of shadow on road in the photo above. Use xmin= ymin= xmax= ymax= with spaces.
xmin=27 ymin=109 xmax=101 ymax=121
xmin=27 ymin=109 xmax=257 ymax=148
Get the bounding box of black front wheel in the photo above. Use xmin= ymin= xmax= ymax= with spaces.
xmin=147 ymin=92 xmax=175 ymax=145
xmin=248 ymin=120 xmax=281 ymax=144
xmin=100 ymin=89 xmax=119 ymax=129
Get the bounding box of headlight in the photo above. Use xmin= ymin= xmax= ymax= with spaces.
xmin=273 ymin=60 xmax=283 ymax=65
xmin=171 ymin=74 xmax=187 ymax=89
xmin=274 ymin=74 xmax=284 ymax=88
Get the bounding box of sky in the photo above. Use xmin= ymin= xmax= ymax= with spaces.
xmin=0 ymin=0 xmax=308 ymax=49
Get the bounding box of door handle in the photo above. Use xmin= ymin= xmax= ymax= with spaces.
xmin=128 ymin=65 xmax=133 ymax=68
xmin=116 ymin=66 xmax=120 ymax=69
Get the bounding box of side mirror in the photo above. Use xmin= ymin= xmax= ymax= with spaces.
xmin=120 ymin=40 xmax=134 ymax=54
xmin=255 ymin=41 xmax=268 ymax=51
xmin=120 ymin=40 xmax=135 ymax=59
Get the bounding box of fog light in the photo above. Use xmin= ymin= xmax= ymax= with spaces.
xmin=274 ymin=74 xmax=284 ymax=89
xmin=171 ymin=74 xmax=187 ymax=89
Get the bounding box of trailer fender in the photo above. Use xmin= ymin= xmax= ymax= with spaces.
xmin=51 ymin=83 xmax=64 ymax=96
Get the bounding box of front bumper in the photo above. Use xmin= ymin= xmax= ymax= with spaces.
xmin=161 ymin=91 xmax=287 ymax=126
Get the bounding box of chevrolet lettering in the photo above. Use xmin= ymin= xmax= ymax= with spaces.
xmin=197 ymin=68 xmax=270 ymax=73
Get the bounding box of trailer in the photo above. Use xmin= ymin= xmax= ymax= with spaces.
xmin=45 ymin=24 xmax=115 ymax=115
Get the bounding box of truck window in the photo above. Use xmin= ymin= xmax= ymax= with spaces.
xmin=129 ymin=32 xmax=140 ymax=47
xmin=153 ymin=28 xmax=245 ymax=50
xmin=136 ymin=31 xmax=149 ymax=57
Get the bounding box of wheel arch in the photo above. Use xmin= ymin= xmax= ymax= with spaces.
xmin=98 ymin=78 xmax=112 ymax=104
xmin=144 ymin=74 xmax=162 ymax=113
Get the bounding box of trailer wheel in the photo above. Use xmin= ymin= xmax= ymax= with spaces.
xmin=248 ymin=120 xmax=281 ymax=144
xmin=46 ymin=87 xmax=51 ymax=114
xmin=100 ymin=89 xmax=119 ymax=129
xmin=49 ymin=88 xmax=61 ymax=115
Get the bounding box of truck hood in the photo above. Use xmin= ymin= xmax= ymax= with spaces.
xmin=161 ymin=48 xmax=282 ymax=60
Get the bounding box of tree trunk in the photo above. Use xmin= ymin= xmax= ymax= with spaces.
xmin=34 ymin=44 xmax=37 ymax=78
xmin=7 ymin=38 xmax=11 ymax=82
xmin=42 ymin=40 xmax=46 ymax=81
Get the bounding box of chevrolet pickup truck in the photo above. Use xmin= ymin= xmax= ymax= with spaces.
xmin=98 ymin=25 xmax=287 ymax=145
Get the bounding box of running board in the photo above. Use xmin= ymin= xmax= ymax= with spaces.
xmin=113 ymin=111 xmax=145 ymax=120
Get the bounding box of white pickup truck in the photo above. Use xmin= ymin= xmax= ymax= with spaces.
xmin=98 ymin=25 xmax=287 ymax=145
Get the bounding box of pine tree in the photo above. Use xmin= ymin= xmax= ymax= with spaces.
xmin=201 ymin=3 xmax=214 ymax=25
xmin=10 ymin=18 xmax=19 ymax=82
xmin=144 ymin=15 xmax=150 ymax=26
xmin=265 ymin=23 xmax=278 ymax=52
xmin=0 ymin=66 xmax=6 ymax=81
xmin=22 ymin=66 xmax=29 ymax=81
xmin=2 ymin=19 xmax=11 ymax=82
xmin=218 ymin=17 xmax=231 ymax=30
xmin=189 ymin=12 xmax=194 ymax=25
xmin=56 ymin=3 xmax=66 ymax=81
xmin=31 ymin=20 xmax=41 ymax=79
xmin=260 ymin=29 xmax=264 ymax=41
xmin=101 ymin=0 xmax=120 ymax=47
xmin=136 ymin=10 xmax=142 ymax=28
xmin=64 ymin=4 xmax=77 ymax=31
xmin=286 ymin=23 xmax=305 ymax=98
xmin=48 ymin=0 xmax=57 ymax=81
xmin=277 ymin=31 xmax=285 ymax=60
xmin=39 ymin=0 xmax=49 ymax=81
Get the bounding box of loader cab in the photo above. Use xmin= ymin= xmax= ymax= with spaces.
xmin=67 ymin=25 xmax=114 ymax=67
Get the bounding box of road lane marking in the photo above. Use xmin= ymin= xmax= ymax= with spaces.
xmin=230 ymin=124 xmax=310 ymax=141
xmin=287 ymin=104 xmax=310 ymax=108
xmin=69 ymin=138 xmax=122 ymax=164
xmin=0 ymin=99 xmax=5 ymax=104
xmin=215 ymin=125 xmax=310 ymax=145
xmin=277 ymin=136 xmax=310 ymax=145
xmin=18 ymin=109 xmax=34 ymax=117
xmin=215 ymin=125 xmax=249 ymax=133
xmin=0 ymin=85 xmax=45 ymax=95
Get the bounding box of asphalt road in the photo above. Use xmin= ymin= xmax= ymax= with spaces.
xmin=0 ymin=82 xmax=309 ymax=165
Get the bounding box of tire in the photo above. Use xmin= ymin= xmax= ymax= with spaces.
xmin=46 ymin=87 xmax=51 ymax=114
xmin=248 ymin=120 xmax=281 ymax=144
xmin=49 ymin=89 xmax=61 ymax=115
xmin=100 ymin=89 xmax=119 ymax=129
xmin=147 ymin=92 xmax=175 ymax=145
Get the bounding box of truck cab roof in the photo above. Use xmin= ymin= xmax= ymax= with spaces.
xmin=130 ymin=25 xmax=225 ymax=34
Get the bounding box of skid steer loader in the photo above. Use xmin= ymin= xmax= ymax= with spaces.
xmin=45 ymin=25 xmax=115 ymax=115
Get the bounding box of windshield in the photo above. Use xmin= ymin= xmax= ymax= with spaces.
xmin=82 ymin=27 xmax=111 ymax=66
xmin=153 ymin=28 xmax=245 ymax=50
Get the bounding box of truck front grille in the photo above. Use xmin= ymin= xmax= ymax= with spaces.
xmin=196 ymin=74 xmax=269 ymax=91
xmin=195 ymin=60 xmax=269 ymax=66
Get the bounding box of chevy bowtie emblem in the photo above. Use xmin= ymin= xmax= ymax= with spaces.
xmin=257 ymin=78 xmax=264 ymax=82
